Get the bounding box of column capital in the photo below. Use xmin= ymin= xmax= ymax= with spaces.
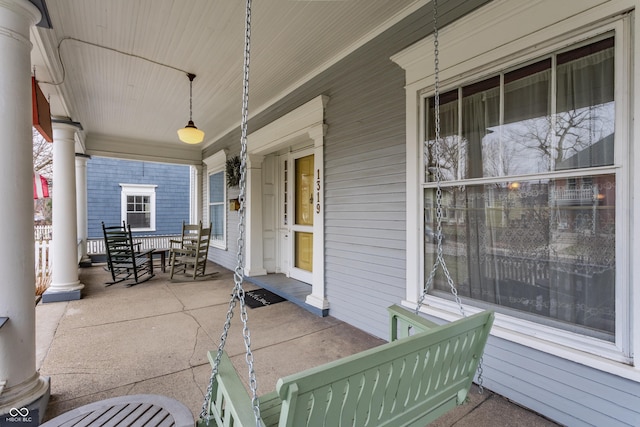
xmin=52 ymin=118 xmax=83 ymax=132
xmin=0 ymin=0 xmax=41 ymax=47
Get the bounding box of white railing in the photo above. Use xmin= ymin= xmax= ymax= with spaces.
xmin=34 ymin=224 xmax=53 ymax=241
xmin=87 ymin=234 xmax=180 ymax=254
xmin=35 ymin=239 xmax=52 ymax=294
xmin=35 ymin=239 xmax=52 ymax=278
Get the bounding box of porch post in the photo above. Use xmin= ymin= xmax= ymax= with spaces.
xmin=42 ymin=120 xmax=85 ymax=302
xmin=75 ymin=154 xmax=91 ymax=266
xmin=190 ymin=164 xmax=203 ymax=224
xmin=244 ymin=154 xmax=267 ymax=276
xmin=0 ymin=0 xmax=50 ymax=420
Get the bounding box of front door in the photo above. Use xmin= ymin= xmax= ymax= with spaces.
xmin=290 ymin=153 xmax=314 ymax=282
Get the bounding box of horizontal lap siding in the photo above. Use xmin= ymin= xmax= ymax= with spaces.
xmin=87 ymin=157 xmax=190 ymax=238
xmin=322 ymin=47 xmax=407 ymax=338
xmin=201 ymin=1 xmax=640 ymax=425
xmin=484 ymin=335 xmax=640 ymax=427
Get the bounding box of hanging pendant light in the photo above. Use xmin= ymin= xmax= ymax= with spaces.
xmin=177 ymin=73 xmax=205 ymax=144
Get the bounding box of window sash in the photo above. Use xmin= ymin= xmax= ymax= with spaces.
xmin=421 ymin=35 xmax=619 ymax=344
xmin=208 ymin=171 xmax=225 ymax=245
xmin=120 ymin=184 xmax=156 ymax=232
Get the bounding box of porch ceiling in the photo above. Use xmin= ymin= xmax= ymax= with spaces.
xmin=29 ymin=0 xmax=423 ymax=161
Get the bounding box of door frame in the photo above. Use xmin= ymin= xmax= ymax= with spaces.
xmin=288 ymin=149 xmax=315 ymax=283
xmin=245 ymin=95 xmax=329 ymax=312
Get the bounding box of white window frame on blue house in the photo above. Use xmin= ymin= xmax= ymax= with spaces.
xmin=119 ymin=183 xmax=157 ymax=232
xmin=204 ymin=150 xmax=227 ymax=249
xmin=393 ymin=1 xmax=639 ymax=380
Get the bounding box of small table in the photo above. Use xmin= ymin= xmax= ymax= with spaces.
xmin=148 ymin=249 xmax=168 ymax=273
xmin=40 ymin=394 xmax=194 ymax=426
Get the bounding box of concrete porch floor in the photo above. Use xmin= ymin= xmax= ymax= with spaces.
xmin=36 ymin=263 xmax=561 ymax=426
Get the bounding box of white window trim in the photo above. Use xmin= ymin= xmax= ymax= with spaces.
xmin=119 ymin=183 xmax=157 ymax=232
xmin=204 ymin=150 xmax=227 ymax=250
xmin=392 ymin=0 xmax=640 ymax=380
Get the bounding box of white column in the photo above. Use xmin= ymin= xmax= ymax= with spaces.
xmin=75 ymin=154 xmax=91 ymax=266
xmin=190 ymin=164 xmax=203 ymax=224
xmin=43 ymin=120 xmax=84 ymax=302
xmin=244 ymin=154 xmax=267 ymax=276
xmin=0 ymin=0 xmax=50 ymax=420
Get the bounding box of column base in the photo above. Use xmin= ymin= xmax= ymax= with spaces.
xmin=305 ymin=294 xmax=330 ymax=317
xmin=0 ymin=375 xmax=50 ymax=425
xmin=41 ymin=288 xmax=82 ymax=303
xmin=244 ymin=267 xmax=267 ymax=277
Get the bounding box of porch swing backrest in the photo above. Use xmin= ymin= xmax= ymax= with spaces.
xmin=200 ymin=307 xmax=494 ymax=427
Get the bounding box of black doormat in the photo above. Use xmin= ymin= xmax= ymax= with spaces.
xmin=244 ymin=288 xmax=286 ymax=308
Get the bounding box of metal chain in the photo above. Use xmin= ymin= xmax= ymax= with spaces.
xmin=200 ymin=0 xmax=262 ymax=425
xmin=418 ymin=0 xmax=463 ymax=316
xmin=417 ymin=0 xmax=484 ymax=392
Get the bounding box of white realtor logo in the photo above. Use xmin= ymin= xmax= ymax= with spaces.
xmin=8 ymin=409 xmax=29 ymax=418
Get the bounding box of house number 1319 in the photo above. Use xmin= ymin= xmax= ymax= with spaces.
xmin=316 ymin=169 xmax=321 ymax=213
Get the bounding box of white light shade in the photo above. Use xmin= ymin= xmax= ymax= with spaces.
xmin=177 ymin=121 xmax=205 ymax=144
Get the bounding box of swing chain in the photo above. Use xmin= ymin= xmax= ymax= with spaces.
xmin=200 ymin=1 xmax=261 ymax=425
xmin=418 ymin=0 xmax=464 ymax=317
xmin=418 ymin=0 xmax=484 ymax=393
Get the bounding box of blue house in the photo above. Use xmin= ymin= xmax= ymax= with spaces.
xmin=87 ymin=157 xmax=191 ymax=239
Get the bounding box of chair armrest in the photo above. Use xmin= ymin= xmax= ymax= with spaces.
xmin=388 ymin=304 xmax=439 ymax=341
xmin=198 ymin=351 xmax=262 ymax=427
xmin=169 ymin=247 xmax=193 ymax=256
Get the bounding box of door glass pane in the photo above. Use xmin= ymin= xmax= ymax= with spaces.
xmin=295 ymin=155 xmax=314 ymax=226
xmin=295 ymin=231 xmax=313 ymax=271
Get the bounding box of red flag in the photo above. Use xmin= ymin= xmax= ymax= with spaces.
xmin=34 ymin=173 xmax=49 ymax=199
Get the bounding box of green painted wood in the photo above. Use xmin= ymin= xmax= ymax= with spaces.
xmin=199 ymin=307 xmax=494 ymax=427
xmin=102 ymin=221 xmax=154 ymax=286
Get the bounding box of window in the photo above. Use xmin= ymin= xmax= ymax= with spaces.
xmin=423 ymin=36 xmax=617 ymax=342
xmin=204 ymin=151 xmax=227 ymax=248
xmin=120 ymin=184 xmax=156 ymax=232
xmin=209 ymin=171 xmax=225 ymax=244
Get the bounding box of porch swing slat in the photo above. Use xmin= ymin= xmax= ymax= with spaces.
xmin=198 ymin=306 xmax=494 ymax=427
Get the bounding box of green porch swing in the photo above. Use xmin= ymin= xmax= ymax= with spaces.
xmin=197 ymin=1 xmax=494 ymax=426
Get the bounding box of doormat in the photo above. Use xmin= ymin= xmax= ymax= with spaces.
xmin=245 ymin=288 xmax=286 ymax=308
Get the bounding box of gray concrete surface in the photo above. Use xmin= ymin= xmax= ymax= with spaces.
xmin=36 ymin=263 xmax=561 ymax=426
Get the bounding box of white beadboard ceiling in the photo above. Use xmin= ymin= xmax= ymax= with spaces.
xmin=30 ymin=0 xmax=425 ymax=159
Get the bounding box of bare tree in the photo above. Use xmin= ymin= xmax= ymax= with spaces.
xmin=33 ymin=127 xmax=52 ymax=176
xmin=33 ymin=127 xmax=53 ymax=224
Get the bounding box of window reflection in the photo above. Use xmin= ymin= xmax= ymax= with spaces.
xmin=424 ymin=37 xmax=615 ymax=180
xmin=425 ymin=175 xmax=615 ymax=339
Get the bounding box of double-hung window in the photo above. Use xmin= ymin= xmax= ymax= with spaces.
xmin=209 ymin=171 xmax=225 ymax=244
xmin=120 ymin=184 xmax=156 ymax=232
xmin=422 ymin=34 xmax=619 ymax=346
xmin=204 ymin=151 xmax=227 ymax=248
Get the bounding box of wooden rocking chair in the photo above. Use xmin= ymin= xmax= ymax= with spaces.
xmin=169 ymin=222 xmax=212 ymax=280
xmin=102 ymin=221 xmax=155 ymax=286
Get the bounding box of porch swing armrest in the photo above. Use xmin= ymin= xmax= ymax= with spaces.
xmin=388 ymin=304 xmax=439 ymax=341
xmin=198 ymin=351 xmax=267 ymax=427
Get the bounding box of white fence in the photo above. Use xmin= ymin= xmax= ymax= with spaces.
xmin=35 ymin=239 xmax=52 ymax=284
xmin=35 ymin=224 xmax=53 ymax=241
xmin=87 ymin=234 xmax=179 ymax=254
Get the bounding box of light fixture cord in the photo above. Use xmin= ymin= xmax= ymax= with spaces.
xmin=189 ymin=76 xmax=193 ymax=122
